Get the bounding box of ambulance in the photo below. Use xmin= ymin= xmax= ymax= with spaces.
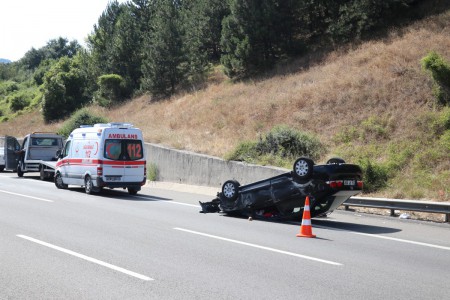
xmin=55 ymin=123 xmax=146 ymax=195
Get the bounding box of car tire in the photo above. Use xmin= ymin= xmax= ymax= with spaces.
xmin=0 ymin=166 xmax=4 ymax=172
xmin=40 ymin=165 xmax=46 ymax=181
xmin=221 ymin=180 xmax=240 ymax=201
xmin=326 ymin=157 xmax=345 ymax=165
xmin=17 ymin=163 xmax=24 ymax=177
xmin=85 ymin=176 xmax=95 ymax=194
xmin=54 ymin=172 xmax=68 ymax=189
xmin=128 ymin=188 xmax=138 ymax=195
xmin=293 ymin=157 xmax=314 ymax=180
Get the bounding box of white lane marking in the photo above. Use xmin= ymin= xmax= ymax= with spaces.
xmin=0 ymin=189 xmax=53 ymax=202
xmin=133 ymin=195 xmax=199 ymax=208
xmin=174 ymin=227 xmax=342 ymax=266
xmin=351 ymin=232 xmax=450 ymax=251
xmin=17 ymin=235 xmax=153 ymax=281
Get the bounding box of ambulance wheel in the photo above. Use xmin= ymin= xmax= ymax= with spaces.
xmin=84 ymin=176 xmax=96 ymax=194
xmin=128 ymin=188 xmax=138 ymax=195
xmin=54 ymin=172 xmax=68 ymax=189
xmin=17 ymin=163 xmax=24 ymax=177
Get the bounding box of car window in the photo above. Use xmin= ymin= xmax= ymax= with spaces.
xmin=104 ymin=139 xmax=143 ymax=161
xmin=63 ymin=140 xmax=71 ymax=157
xmin=31 ymin=138 xmax=59 ymax=146
xmin=105 ymin=140 xmax=122 ymax=160
xmin=126 ymin=140 xmax=143 ymax=160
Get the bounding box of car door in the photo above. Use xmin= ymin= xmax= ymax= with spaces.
xmin=5 ymin=136 xmax=20 ymax=171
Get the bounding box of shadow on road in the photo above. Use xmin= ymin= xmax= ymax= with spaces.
xmin=312 ymin=219 xmax=401 ymax=234
xmin=69 ymin=187 xmax=173 ymax=202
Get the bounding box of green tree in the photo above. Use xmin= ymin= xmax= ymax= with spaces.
xmin=21 ymin=37 xmax=81 ymax=70
xmin=221 ymin=0 xmax=299 ymax=78
xmin=93 ymin=74 xmax=125 ymax=107
xmin=87 ymin=1 xmax=150 ymax=96
xmin=141 ymin=0 xmax=185 ymax=97
xmin=42 ymin=56 xmax=89 ymax=122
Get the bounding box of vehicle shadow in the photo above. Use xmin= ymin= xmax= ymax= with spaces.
xmin=311 ymin=219 xmax=401 ymax=234
xmin=69 ymin=187 xmax=173 ymax=202
xmin=217 ymin=213 xmax=401 ymax=235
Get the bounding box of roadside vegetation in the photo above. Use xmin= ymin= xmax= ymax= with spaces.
xmin=0 ymin=0 xmax=449 ymax=201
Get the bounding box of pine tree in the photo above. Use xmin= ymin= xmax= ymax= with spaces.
xmin=141 ymin=0 xmax=185 ymax=97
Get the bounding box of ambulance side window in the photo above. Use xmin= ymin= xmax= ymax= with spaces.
xmin=63 ymin=140 xmax=71 ymax=157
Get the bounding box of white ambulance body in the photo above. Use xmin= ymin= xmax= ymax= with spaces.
xmin=55 ymin=123 xmax=146 ymax=195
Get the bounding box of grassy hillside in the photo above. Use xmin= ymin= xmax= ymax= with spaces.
xmin=1 ymin=10 xmax=449 ymax=201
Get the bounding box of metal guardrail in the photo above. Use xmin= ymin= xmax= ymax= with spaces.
xmin=343 ymin=197 xmax=450 ymax=223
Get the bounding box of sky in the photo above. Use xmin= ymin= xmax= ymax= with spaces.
xmin=0 ymin=0 xmax=126 ymax=62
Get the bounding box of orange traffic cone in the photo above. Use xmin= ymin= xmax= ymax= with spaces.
xmin=296 ymin=196 xmax=316 ymax=238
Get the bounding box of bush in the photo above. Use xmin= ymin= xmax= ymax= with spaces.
xmin=0 ymin=81 xmax=19 ymax=95
xmin=57 ymin=108 xmax=108 ymax=137
xmin=225 ymin=141 xmax=259 ymax=163
xmin=359 ymin=159 xmax=389 ymax=193
xmin=147 ymin=162 xmax=159 ymax=181
xmin=256 ymin=125 xmax=325 ymax=160
xmin=8 ymin=93 xmax=31 ymax=112
xmin=421 ymin=52 xmax=450 ymax=106
xmin=226 ymin=125 xmax=326 ymax=166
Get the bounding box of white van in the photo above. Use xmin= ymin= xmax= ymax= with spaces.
xmin=55 ymin=123 xmax=146 ymax=195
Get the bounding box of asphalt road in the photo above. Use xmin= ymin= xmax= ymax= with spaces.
xmin=1 ymin=172 xmax=450 ymax=299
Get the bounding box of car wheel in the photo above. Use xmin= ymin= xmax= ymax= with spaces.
xmin=128 ymin=188 xmax=138 ymax=195
xmin=17 ymin=163 xmax=24 ymax=177
xmin=0 ymin=166 xmax=4 ymax=172
xmin=222 ymin=180 xmax=240 ymax=201
xmin=54 ymin=172 xmax=68 ymax=189
xmin=85 ymin=176 xmax=95 ymax=194
xmin=40 ymin=166 xmax=46 ymax=181
xmin=293 ymin=157 xmax=313 ymax=180
xmin=326 ymin=157 xmax=345 ymax=165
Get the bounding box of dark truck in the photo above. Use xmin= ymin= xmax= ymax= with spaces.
xmin=200 ymin=157 xmax=363 ymax=219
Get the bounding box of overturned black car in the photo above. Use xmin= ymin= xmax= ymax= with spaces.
xmin=200 ymin=157 xmax=363 ymax=219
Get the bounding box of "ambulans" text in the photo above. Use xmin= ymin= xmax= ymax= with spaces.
xmin=108 ymin=133 xmax=138 ymax=139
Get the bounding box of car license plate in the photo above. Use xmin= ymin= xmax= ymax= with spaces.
xmin=344 ymin=180 xmax=355 ymax=186
xmin=106 ymin=176 xmax=121 ymax=182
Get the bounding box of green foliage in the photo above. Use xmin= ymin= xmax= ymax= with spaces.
xmin=221 ymin=0 xmax=302 ymax=78
xmin=87 ymin=1 xmax=144 ymax=96
xmin=42 ymin=56 xmax=89 ymax=122
xmin=415 ymin=107 xmax=450 ymax=137
xmin=147 ymin=162 xmax=159 ymax=181
xmin=94 ymin=74 xmax=125 ymax=107
xmin=334 ymin=116 xmax=391 ymax=144
xmin=141 ymin=0 xmax=185 ymax=97
xmin=20 ymin=37 xmax=81 ymax=70
xmin=0 ymin=81 xmax=19 ymax=95
xmin=57 ymin=108 xmax=108 ymax=138
xmin=226 ymin=125 xmax=325 ymax=167
xmin=225 ymin=141 xmax=259 ymax=163
xmin=421 ymin=52 xmax=450 ymax=106
xmin=358 ymin=159 xmax=389 ymax=193
xmin=8 ymin=91 xmax=32 ymax=112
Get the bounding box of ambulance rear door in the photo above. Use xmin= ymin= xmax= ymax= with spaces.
xmin=102 ymin=133 xmax=145 ymax=183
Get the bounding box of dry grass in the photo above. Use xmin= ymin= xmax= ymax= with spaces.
xmin=1 ymin=10 xmax=449 ymax=201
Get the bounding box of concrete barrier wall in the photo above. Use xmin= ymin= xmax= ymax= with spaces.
xmin=145 ymin=143 xmax=289 ymax=189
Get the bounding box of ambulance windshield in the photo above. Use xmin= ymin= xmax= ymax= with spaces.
xmin=104 ymin=139 xmax=143 ymax=161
